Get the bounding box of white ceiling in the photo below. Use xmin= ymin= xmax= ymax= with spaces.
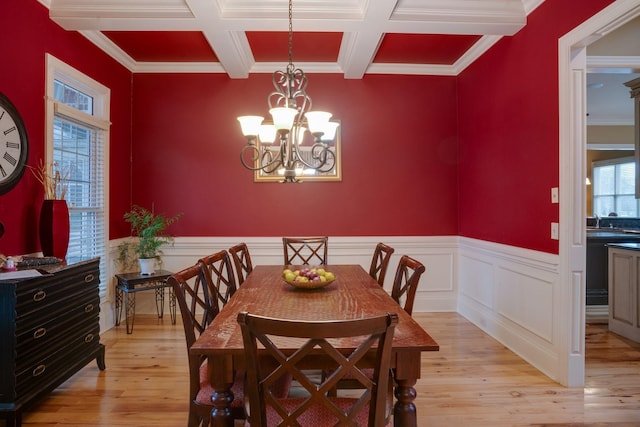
xmin=586 ymin=16 xmax=640 ymax=126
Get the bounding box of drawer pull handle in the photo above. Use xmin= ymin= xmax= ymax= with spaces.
xmin=33 ymin=364 xmax=46 ymax=377
xmin=85 ymin=333 xmax=94 ymax=343
xmin=33 ymin=327 xmax=47 ymax=339
xmin=33 ymin=290 xmax=46 ymax=302
xmin=85 ymin=303 xmax=94 ymax=313
xmin=84 ymin=273 xmax=94 ymax=283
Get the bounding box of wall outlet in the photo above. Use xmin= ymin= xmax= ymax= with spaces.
xmin=551 ymin=222 xmax=559 ymax=240
xmin=551 ymin=187 xmax=559 ymax=203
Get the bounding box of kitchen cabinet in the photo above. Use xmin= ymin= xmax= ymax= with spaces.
xmin=0 ymin=258 xmax=105 ymax=427
xmin=607 ymin=243 xmax=640 ymax=342
xmin=586 ymin=230 xmax=640 ymax=305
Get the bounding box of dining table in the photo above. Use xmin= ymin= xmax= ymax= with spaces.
xmin=189 ymin=264 xmax=439 ymax=427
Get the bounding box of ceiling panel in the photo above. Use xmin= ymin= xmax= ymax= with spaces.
xmin=375 ymin=34 xmax=482 ymax=65
xmin=247 ymin=31 xmax=342 ymax=62
xmin=102 ymin=31 xmax=218 ymax=62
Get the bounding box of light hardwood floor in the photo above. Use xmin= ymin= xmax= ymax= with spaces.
xmin=8 ymin=313 xmax=640 ymax=426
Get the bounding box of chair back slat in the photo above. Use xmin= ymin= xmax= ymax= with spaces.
xmin=369 ymin=243 xmax=395 ymax=287
xmin=168 ymin=263 xmax=217 ymax=349
xmin=238 ymin=312 xmax=398 ymax=427
xmin=199 ymin=250 xmax=237 ymax=311
xmin=282 ymin=236 xmax=328 ymax=265
xmin=229 ymin=242 xmax=253 ymax=285
xmin=390 ymin=255 xmax=426 ymax=316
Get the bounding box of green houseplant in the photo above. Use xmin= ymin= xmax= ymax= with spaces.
xmin=118 ymin=205 xmax=182 ymax=274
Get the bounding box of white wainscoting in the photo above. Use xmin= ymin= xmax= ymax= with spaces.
xmin=105 ymin=235 xmax=458 ymax=324
xmin=457 ymin=237 xmax=561 ymax=382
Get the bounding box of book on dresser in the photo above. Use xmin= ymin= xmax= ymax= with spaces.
xmin=0 ymin=258 xmax=105 ymax=427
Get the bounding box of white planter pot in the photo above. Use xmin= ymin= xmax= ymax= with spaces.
xmin=139 ymin=258 xmax=155 ymax=275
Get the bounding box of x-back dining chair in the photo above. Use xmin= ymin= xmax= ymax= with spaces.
xmin=282 ymin=236 xmax=328 ymax=265
xmin=167 ymin=263 xmax=245 ymax=426
xmin=369 ymin=243 xmax=395 ymax=287
xmin=328 ymin=254 xmax=424 ymax=399
xmin=391 ymin=255 xmax=426 ymax=316
xmin=198 ymin=250 xmax=237 ymax=311
xmin=238 ymin=311 xmax=398 ymax=427
xmin=228 ymin=242 xmax=253 ymax=286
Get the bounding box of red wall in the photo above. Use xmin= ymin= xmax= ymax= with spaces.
xmin=457 ymin=0 xmax=613 ymax=254
xmin=131 ymin=73 xmax=460 ymax=236
xmin=0 ymin=0 xmax=617 ymax=257
xmin=0 ymin=1 xmax=132 ymax=255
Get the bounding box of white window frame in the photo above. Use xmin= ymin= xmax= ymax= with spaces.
xmin=45 ymin=53 xmax=111 ymax=310
xmin=592 ymin=155 xmax=638 ymax=217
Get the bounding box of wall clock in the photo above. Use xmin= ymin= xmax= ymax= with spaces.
xmin=0 ymin=93 xmax=29 ymax=195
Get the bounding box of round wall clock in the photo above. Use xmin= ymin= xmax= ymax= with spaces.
xmin=0 ymin=93 xmax=29 ymax=195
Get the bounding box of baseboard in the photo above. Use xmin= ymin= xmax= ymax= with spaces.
xmin=586 ymin=305 xmax=608 ymax=324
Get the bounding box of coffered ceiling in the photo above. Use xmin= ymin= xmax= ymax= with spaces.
xmin=39 ymin=0 xmax=545 ymax=78
xmin=38 ymin=0 xmax=640 ymax=125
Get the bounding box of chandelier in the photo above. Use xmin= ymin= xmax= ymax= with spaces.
xmin=237 ymin=0 xmax=339 ymax=183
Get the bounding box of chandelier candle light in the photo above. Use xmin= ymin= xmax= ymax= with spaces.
xmin=237 ymin=0 xmax=339 ymax=183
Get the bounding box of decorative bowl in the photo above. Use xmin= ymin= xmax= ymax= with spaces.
xmin=284 ymin=277 xmax=335 ymax=289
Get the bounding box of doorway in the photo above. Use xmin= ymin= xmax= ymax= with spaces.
xmin=560 ymin=1 xmax=640 ymax=387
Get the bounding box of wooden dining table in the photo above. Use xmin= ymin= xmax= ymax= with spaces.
xmin=189 ymin=264 xmax=439 ymax=427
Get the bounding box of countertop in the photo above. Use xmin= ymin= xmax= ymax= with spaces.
xmin=587 ymin=229 xmax=640 ymax=240
xmin=606 ymin=242 xmax=640 ymax=251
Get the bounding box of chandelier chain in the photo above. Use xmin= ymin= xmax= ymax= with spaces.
xmin=288 ymin=0 xmax=293 ymax=68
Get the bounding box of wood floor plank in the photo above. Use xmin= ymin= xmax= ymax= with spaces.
xmin=3 ymin=313 xmax=638 ymax=426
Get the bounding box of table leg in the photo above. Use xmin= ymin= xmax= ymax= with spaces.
xmin=115 ymin=286 xmax=123 ymax=326
xmin=155 ymin=285 xmax=165 ymax=319
xmin=394 ymin=378 xmax=418 ymax=427
xmin=208 ymin=355 xmax=236 ymax=427
xmin=393 ymin=351 xmax=421 ymax=427
xmin=125 ymin=292 xmax=136 ymax=334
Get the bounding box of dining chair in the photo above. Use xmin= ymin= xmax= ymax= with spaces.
xmin=228 ymin=242 xmax=253 ymax=286
xmin=282 ymin=236 xmax=328 ymax=265
xmin=238 ymin=311 xmax=398 ymax=427
xmin=327 ymin=254 xmax=424 ymax=399
xmin=167 ymin=263 xmax=245 ymax=426
xmin=198 ymin=250 xmax=237 ymax=311
xmin=390 ymin=255 xmax=426 ymax=316
xmin=369 ymin=242 xmax=395 ymax=287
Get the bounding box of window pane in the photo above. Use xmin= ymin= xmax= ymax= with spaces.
xmin=594 ymin=165 xmax=615 ymax=196
xmin=616 ymin=195 xmax=638 ymax=217
xmin=53 ymin=80 xmax=94 ymax=114
xmin=617 ymin=162 xmax=635 ymax=195
xmin=594 ymin=196 xmax=614 ymax=217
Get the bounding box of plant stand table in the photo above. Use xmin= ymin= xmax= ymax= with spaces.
xmin=115 ymin=270 xmax=176 ymax=334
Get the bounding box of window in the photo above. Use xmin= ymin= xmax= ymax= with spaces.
xmin=592 ymin=156 xmax=637 ymax=217
xmin=45 ymin=54 xmax=110 ymax=298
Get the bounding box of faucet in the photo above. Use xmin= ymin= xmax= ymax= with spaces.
xmin=595 ymin=215 xmax=600 ymax=229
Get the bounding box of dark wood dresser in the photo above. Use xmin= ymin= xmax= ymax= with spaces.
xmin=0 ymin=258 xmax=105 ymax=427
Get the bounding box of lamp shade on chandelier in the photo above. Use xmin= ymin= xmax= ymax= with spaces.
xmin=237 ymin=0 xmax=339 ymax=183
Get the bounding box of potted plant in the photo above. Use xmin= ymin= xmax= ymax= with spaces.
xmin=118 ymin=205 xmax=182 ymax=275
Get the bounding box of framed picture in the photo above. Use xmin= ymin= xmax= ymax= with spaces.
xmin=254 ymin=122 xmax=342 ymax=182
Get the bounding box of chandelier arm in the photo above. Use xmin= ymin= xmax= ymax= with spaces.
xmin=240 ymin=145 xmax=282 ymax=172
xmin=290 ymin=141 xmax=333 ymax=171
xmin=311 ymin=146 xmax=336 ymax=173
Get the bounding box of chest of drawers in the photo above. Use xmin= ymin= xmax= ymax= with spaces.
xmin=0 ymin=258 xmax=105 ymax=427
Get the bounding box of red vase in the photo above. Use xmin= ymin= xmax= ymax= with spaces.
xmin=39 ymin=199 xmax=70 ymax=260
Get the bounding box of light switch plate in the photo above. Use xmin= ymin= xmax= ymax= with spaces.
xmin=551 ymin=187 xmax=559 ymax=203
xmin=551 ymin=222 xmax=559 ymax=240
